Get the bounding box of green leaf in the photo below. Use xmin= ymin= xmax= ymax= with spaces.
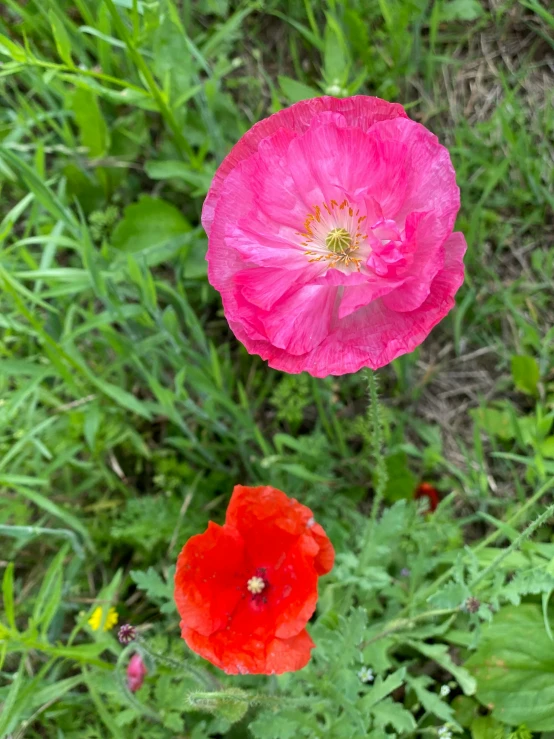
xmin=381 ymin=451 xmax=417 ymax=503
xmin=111 ymin=195 xmax=191 ymax=255
xmin=408 ymin=640 xmax=476 ymax=695
xmin=428 ymin=580 xmax=471 ymax=609
xmin=49 ymin=11 xmax=74 ymax=67
xmin=500 ymin=567 xmax=554 ymax=606
xmin=130 ymin=566 xmax=175 ymax=613
xmin=441 ymin=0 xmax=484 ymax=21
xmin=278 ymin=76 xmax=320 ymax=103
xmin=370 ymin=698 xmax=416 ymax=731
xmin=471 ymin=716 xmax=504 ymax=739
xmin=2 ymin=562 xmax=15 ymax=630
xmin=360 ymin=667 xmax=406 ymax=709
xmin=0 ymin=34 xmax=27 ymax=61
xmin=323 ymin=13 xmax=349 ymax=87
xmin=69 ymin=88 xmax=109 ymax=158
xmin=466 ymin=604 xmax=554 ymax=729
xmin=407 ymin=675 xmax=458 ymax=726
xmin=511 ymin=355 xmax=540 ymax=396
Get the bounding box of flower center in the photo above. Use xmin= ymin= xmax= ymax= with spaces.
xmin=297 ymin=199 xmax=367 ymax=272
xmin=325 ymin=227 xmax=352 ymax=253
xmin=247 ymin=575 xmax=266 ymax=594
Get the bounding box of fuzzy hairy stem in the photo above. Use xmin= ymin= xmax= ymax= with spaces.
xmin=471 ymin=500 xmax=554 ymax=590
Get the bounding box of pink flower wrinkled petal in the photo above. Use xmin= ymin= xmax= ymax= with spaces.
xmin=203 ymin=96 xmax=465 ymax=377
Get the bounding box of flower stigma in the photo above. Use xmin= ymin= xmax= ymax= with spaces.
xmin=247 ymin=575 xmax=266 ymax=594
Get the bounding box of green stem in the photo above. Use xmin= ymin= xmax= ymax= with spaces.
xmin=359 ymin=607 xmax=457 ymax=648
xmin=367 ymin=369 xmax=388 ymax=531
xmin=137 ymin=637 xmax=220 ymax=690
xmin=470 ymin=500 xmax=554 ymax=590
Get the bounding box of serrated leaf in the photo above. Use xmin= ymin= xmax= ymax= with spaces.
xmin=408 ymin=640 xmax=476 ymax=695
xmin=501 ymin=568 xmax=554 ymax=606
xmin=428 ymin=580 xmax=471 ymax=609
xmin=371 ymin=697 xmax=416 ymax=731
xmin=361 ymin=667 xmax=406 ymax=709
xmin=408 ymin=675 xmax=458 ymax=726
xmin=130 ymin=567 xmax=175 ymax=605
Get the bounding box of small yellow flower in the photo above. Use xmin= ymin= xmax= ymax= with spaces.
xmin=88 ymin=606 xmax=118 ymax=632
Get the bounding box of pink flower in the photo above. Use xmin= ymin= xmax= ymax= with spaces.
xmin=126 ymin=653 xmax=147 ymax=692
xmin=203 ymin=96 xmax=466 ymax=377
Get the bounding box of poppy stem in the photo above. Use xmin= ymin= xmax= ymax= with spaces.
xmin=366 ymin=368 xmax=388 ymax=530
xmin=136 ymin=636 xmax=221 ymax=690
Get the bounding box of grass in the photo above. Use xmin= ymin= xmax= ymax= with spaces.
xmin=0 ymin=0 xmax=553 ymax=736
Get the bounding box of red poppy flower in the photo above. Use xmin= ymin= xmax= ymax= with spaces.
xmin=174 ymin=485 xmax=334 ymax=675
xmin=414 ymin=482 xmax=440 ymax=512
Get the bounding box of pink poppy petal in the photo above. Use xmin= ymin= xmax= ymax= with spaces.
xmin=202 ymin=96 xmax=407 ymax=235
xmin=261 ymin=285 xmax=337 ymax=355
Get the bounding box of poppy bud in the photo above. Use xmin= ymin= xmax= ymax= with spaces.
xmin=127 ymin=653 xmax=147 ymax=692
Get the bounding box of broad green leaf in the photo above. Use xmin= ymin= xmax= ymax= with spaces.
xmin=111 ymin=195 xmax=191 ymax=255
xmin=471 ymin=716 xmax=504 ymax=739
xmin=466 ymin=604 xmax=554 ymax=729
xmin=69 ymin=88 xmax=109 ymax=158
xmin=511 ymin=355 xmax=540 ymax=396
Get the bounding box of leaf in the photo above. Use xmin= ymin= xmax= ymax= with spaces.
xmin=428 ymin=580 xmax=471 ymax=609
xmin=69 ymin=88 xmax=109 ymax=158
xmin=471 ymin=716 xmax=504 ymax=739
xmin=2 ymin=563 xmax=15 ymax=630
xmin=408 ymin=640 xmax=476 ymax=695
xmin=441 ymin=0 xmax=484 ymax=21
xmin=511 ymin=355 xmax=540 ymax=396
xmin=500 ymin=568 xmax=554 ymax=606
xmin=370 ymin=698 xmax=416 ymax=732
xmin=466 ymin=604 xmax=554 ymax=729
xmin=472 ymin=406 xmax=516 ymax=441
xmin=381 ymin=451 xmax=417 ymax=502
xmin=323 ymin=12 xmax=349 ymax=87
xmin=130 ymin=566 xmax=175 ymax=612
xmin=407 ymin=675 xmax=458 ymax=726
xmin=0 ymin=34 xmax=27 ymax=61
xmin=360 ymin=667 xmax=406 ymax=709
xmin=278 ymin=76 xmax=320 ymax=103
xmin=111 ymin=195 xmax=191 ymax=255
xmin=144 ymin=160 xmax=213 ymax=195
xmin=49 ymin=11 xmax=74 ymax=67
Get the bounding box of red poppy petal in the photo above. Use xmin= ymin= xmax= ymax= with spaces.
xmin=174 ymin=522 xmax=247 ymax=636
xmin=226 ymin=485 xmax=335 ymax=573
xmin=181 ymin=624 xmax=314 ymax=675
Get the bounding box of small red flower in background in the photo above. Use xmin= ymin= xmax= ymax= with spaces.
xmin=415 ymin=482 xmax=440 ymax=512
xmin=127 ymin=653 xmax=147 ymax=692
xmin=174 ymin=485 xmax=334 ymax=675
